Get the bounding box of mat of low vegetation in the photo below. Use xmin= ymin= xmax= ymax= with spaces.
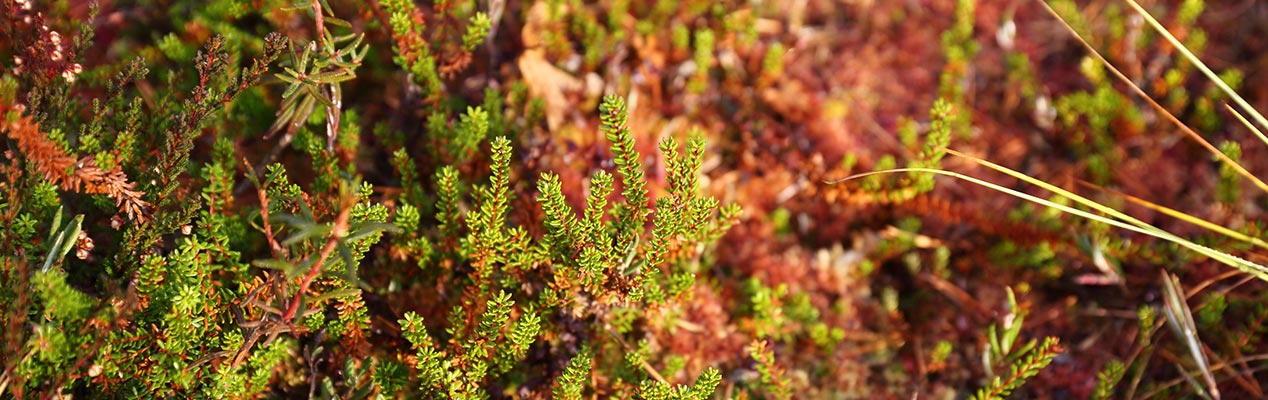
xmin=2 ymin=0 xmax=1266 ymax=398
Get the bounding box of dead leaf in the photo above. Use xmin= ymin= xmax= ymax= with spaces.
xmin=518 ymin=49 xmax=582 ymax=131
xmin=519 ymin=1 xmax=581 ymax=131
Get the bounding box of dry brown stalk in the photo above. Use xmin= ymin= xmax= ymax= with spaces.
xmin=1 ymin=102 xmax=151 ymax=222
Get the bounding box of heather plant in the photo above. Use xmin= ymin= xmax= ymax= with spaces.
xmin=9 ymin=0 xmax=1268 ymax=397
xmin=1 ymin=1 xmax=403 ymax=396
xmin=971 ymin=288 xmax=1062 ymax=400
xmin=0 ymin=1 xmax=742 ymax=392
xmin=389 ymin=96 xmax=739 ymax=398
xmin=382 ymin=0 xmax=491 ymax=100
xmin=0 ymin=8 xmax=293 ymax=398
xmin=937 ymin=0 xmax=976 ymax=138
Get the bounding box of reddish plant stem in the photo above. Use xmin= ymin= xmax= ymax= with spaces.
xmin=311 ymin=0 xmax=324 ymax=45
xmin=257 ymin=189 xmax=286 ymax=259
xmin=242 ymin=157 xmax=286 ymax=259
xmin=281 ymin=204 xmax=350 ymax=322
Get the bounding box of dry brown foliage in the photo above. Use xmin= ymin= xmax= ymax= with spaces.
xmin=1 ymin=102 xmax=150 ymax=222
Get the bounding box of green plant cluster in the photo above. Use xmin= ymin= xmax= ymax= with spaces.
xmin=0 ymin=1 xmax=750 ymax=397
xmin=382 ymin=0 xmax=491 ymax=99
xmin=389 ymin=95 xmax=740 ymax=398
xmin=0 ymin=6 xmax=300 ymax=396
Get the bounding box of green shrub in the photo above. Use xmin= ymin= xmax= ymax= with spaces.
xmin=0 ymin=1 xmax=744 ymax=396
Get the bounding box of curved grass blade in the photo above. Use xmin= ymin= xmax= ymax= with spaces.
xmin=1124 ymin=0 xmax=1268 ymax=135
xmin=1076 ymin=180 xmax=1268 ymax=252
xmin=828 ymin=163 xmax=1268 ymax=282
xmin=1035 ymin=0 xmax=1268 ymax=195
xmin=1222 ymin=104 xmax=1268 ymax=150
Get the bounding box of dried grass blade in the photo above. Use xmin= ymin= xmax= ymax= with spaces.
xmin=1124 ymin=0 xmax=1268 ymax=136
xmin=829 ymin=161 xmax=1268 ymax=282
xmin=1034 ymin=0 xmax=1268 ymax=195
xmin=1075 ymin=180 xmax=1268 ymax=252
xmin=1223 ymin=103 xmax=1268 ymax=150
xmin=941 ymin=149 xmax=1268 ymax=281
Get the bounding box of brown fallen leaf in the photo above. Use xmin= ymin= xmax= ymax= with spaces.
xmin=518 ymin=1 xmax=582 ymax=131
xmin=518 ymin=49 xmax=582 ymax=131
